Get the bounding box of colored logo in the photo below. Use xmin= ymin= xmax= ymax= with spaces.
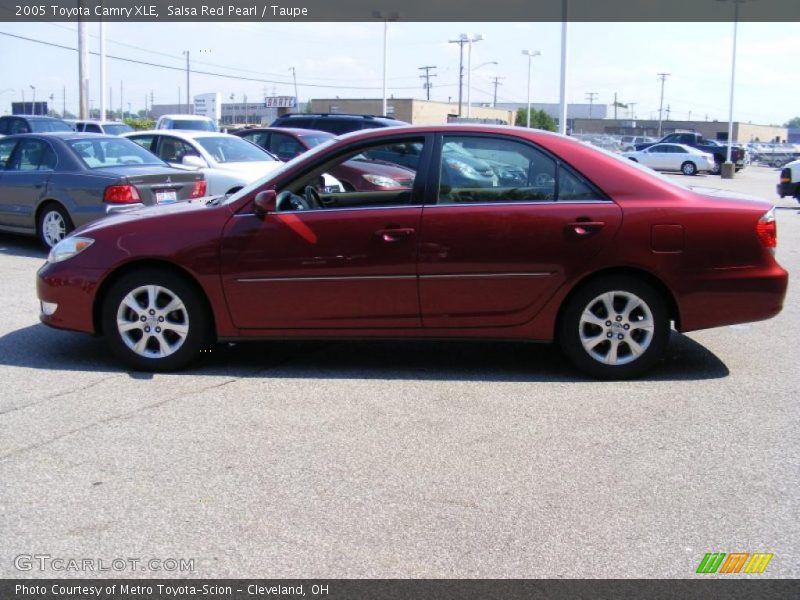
xmin=696 ymin=552 xmax=773 ymax=574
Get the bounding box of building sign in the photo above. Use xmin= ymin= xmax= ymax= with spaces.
xmin=264 ymin=96 xmax=296 ymax=108
xmin=194 ymin=93 xmax=221 ymax=121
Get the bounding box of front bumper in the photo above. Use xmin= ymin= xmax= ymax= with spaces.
xmin=36 ymin=262 xmax=104 ymax=334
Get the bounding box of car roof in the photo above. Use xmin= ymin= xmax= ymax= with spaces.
xmin=1 ymin=115 xmax=66 ymax=121
xmin=237 ymin=127 xmax=334 ymax=137
xmin=0 ymin=132 xmax=119 ymax=141
xmin=126 ymin=129 xmax=233 ymax=140
xmin=158 ymin=114 xmax=214 ymax=120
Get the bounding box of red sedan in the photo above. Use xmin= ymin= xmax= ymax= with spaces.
xmin=37 ymin=125 xmax=788 ymax=378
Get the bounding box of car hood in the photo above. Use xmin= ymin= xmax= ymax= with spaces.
xmin=72 ymin=198 xmax=222 ymax=237
xmin=212 ymin=161 xmax=282 ymax=179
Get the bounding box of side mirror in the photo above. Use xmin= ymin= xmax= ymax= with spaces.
xmin=253 ymin=189 xmax=277 ymax=217
xmin=182 ymin=155 xmax=207 ymax=169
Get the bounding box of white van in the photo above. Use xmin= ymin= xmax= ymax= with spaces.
xmin=155 ymin=114 xmax=217 ymax=132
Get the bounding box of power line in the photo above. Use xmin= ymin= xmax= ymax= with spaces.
xmin=0 ymin=30 xmax=455 ymax=92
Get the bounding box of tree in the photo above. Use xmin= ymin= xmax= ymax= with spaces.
xmin=515 ymin=108 xmax=557 ymax=132
xmin=784 ymin=116 xmax=800 ymax=129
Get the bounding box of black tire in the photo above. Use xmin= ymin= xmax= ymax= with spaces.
xmin=558 ymin=276 xmax=670 ymax=379
xmin=37 ymin=203 xmax=74 ymax=249
xmin=681 ymin=161 xmax=698 ymax=176
xmin=101 ymin=268 xmax=211 ymax=371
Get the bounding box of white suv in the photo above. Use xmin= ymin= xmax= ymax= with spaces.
xmin=155 ymin=114 xmax=217 ymax=132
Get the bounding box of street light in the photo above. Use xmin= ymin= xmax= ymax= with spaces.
xmin=461 ymin=33 xmax=483 ymax=118
xmin=717 ymin=0 xmax=746 ymax=178
xmin=373 ymin=11 xmax=399 ymax=117
xmin=29 ymin=85 xmax=36 ymax=115
xmin=522 ymin=50 xmax=541 ymax=128
xmin=229 ymin=93 xmax=235 ymax=125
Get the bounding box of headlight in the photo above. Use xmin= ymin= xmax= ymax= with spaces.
xmin=47 ymin=236 xmax=94 ymax=264
xmin=362 ymin=174 xmax=401 ymax=188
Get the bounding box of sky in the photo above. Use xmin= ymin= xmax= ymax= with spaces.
xmin=0 ymin=20 xmax=798 ymax=126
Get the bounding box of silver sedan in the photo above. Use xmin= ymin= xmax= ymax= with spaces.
xmin=622 ymin=143 xmax=716 ymax=176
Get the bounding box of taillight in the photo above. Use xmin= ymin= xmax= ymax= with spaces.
xmin=189 ymin=180 xmax=207 ymax=199
xmin=780 ymin=168 xmax=791 ymax=184
xmin=756 ymin=209 xmax=777 ymax=254
xmin=104 ymin=184 xmax=141 ymax=204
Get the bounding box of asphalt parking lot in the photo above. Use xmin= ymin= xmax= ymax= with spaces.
xmin=0 ymin=165 xmax=797 ymax=578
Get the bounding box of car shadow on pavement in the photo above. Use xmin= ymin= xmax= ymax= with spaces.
xmin=0 ymin=324 xmax=729 ymax=383
xmin=0 ymin=233 xmax=47 ymax=260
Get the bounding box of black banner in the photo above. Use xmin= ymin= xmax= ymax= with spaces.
xmin=1 ymin=0 xmax=800 ymax=22
xmin=2 ymin=580 xmax=800 ymax=600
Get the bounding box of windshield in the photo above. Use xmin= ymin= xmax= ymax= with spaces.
xmin=298 ymin=133 xmax=334 ymax=148
xmin=223 ymin=137 xmax=338 ymax=205
xmin=170 ymin=119 xmax=217 ymax=132
xmin=29 ymin=119 xmax=73 ymax=133
xmin=103 ymin=123 xmax=134 ymax=135
xmin=68 ymin=137 xmax=166 ymax=169
xmin=197 ymin=136 xmax=275 ymax=163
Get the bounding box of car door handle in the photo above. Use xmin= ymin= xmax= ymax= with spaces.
xmin=375 ymin=227 xmax=415 ymax=242
xmin=566 ymin=221 xmax=605 ymax=236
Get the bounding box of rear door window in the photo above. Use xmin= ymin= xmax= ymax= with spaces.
xmin=8 ymin=139 xmax=57 ymax=171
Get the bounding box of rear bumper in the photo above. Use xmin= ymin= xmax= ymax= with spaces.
xmin=777 ymin=182 xmax=798 ymax=198
xmin=676 ymin=263 xmax=789 ymax=332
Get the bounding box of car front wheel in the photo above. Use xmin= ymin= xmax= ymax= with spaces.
xmin=558 ymin=277 xmax=670 ymax=379
xmin=101 ymin=269 xmax=210 ymax=371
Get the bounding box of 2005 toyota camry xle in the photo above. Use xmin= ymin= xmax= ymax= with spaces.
xmin=36 ymin=125 xmax=788 ymax=378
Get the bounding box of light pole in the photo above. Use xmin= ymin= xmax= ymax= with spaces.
xmin=182 ymin=50 xmax=191 ymax=114
xmin=29 ymin=85 xmax=36 ymax=115
xmin=463 ymin=33 xmax=483 ymax=118
xmin=229 ymin=93 xmax=235 ymax=125
xmin=522 ymin=50 xmax=541 ymax=128
xmin=656 ymin=72 xmax=670 ymax=137
xmin=100 ymin=20 xmax=106 ymax=120
xmin=373 ymin=11 xmax=399 ymax=117
xmin=717 ymin=0 xmax=745 ymax=178
xmin=289 ymin=67 xmax=299 ymax=111
xmin=558 ymin=0 xmax=569 ymax=135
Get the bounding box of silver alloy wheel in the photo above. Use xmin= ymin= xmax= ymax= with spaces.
xmin=115 ymin=285 xmax=190 ymax=359
xmin=42 ymin=210 xmax=67 ymax=247
xmin=682 ymin=162 xmax=696 ymax=175
xmin=578 ymin=290 xmax=655 ymax=366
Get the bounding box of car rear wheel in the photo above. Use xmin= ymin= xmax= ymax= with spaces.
xmin=558 ymin=277 xmax=670 ymax=379
xmin=37 ymin=203 xmax=74 ymax=249
xmin=101 ymin=269 xmax=210 ymax=371
xmin=681 ymin=161 xmax=698 ymax=176
xmin=710 ymin=161 xmax=721 ymax=175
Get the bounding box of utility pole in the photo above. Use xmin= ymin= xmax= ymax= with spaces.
xmin=491 ymin=76 xmax=505 ymax=107
xmin=666 ymin=104 xmax=671 ymax=120
xmin=109 ymin=87 xmax=113 ymax=118
xmin=418 ymin=66 xmax=437 ymax=101
xmin=657 ymin=72 xmax=670 ymax=137
xmin=78 ymin=11 xmax=89 ymax=119
xmin=120 ymin=80 xmax=123 ymax=119
xmin=613 ymin=92 xmax=618 ymax=120
xmin=585 ymin=92 xmax=598 ymax=118
xmin=62 ymin=85 xmax=66 ymax=117
xmin=628 ymin=102 xmax=636 ymax=119
xmin=448 ymin=36 xmax=468 ymax=115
